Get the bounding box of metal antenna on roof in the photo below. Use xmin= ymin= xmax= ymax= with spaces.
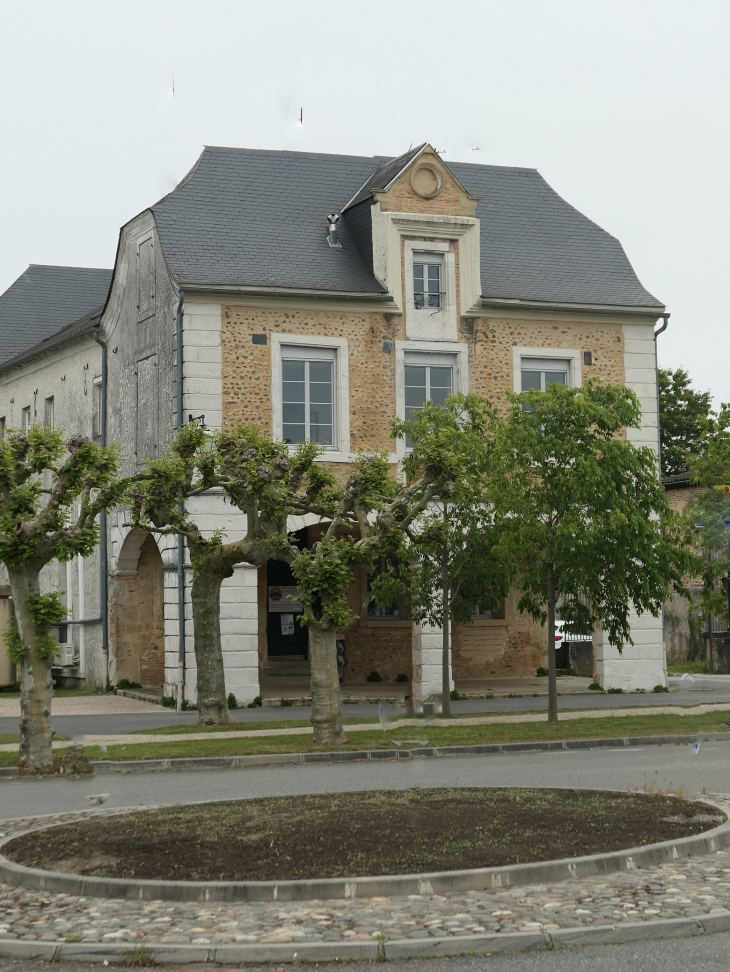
xmin=299 ymin=107 xmax=303 ymax=125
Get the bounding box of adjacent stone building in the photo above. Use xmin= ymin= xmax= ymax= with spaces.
xmin=0 ymin=143 xmax=670 ymax=696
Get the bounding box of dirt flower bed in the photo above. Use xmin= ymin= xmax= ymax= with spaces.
xmin=4 ymin=788 xmax=723 ymax=883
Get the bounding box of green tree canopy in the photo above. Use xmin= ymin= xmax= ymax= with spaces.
xmin=491 ymin=380 xmax=691 ymax=721
xmin=658 ymin=367 xmax=713 ymax=477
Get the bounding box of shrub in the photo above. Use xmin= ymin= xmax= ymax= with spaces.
xmin=588 ymin=682 xmax=603 ymax=691
xmin=607 ymin=686 xmax=624 ymax=694
xmin=247 ymin=695 xmax=263 ymax=707
xmin=366 ymin=671 xmax=383 ymax=682
xmin=227 ymin=693 xmax=238 ymax=710
xmin=395 ymin=673 xmax=409 ymax=683
xmin=161 ymin=695 xmax=176 ymax=708
xmin=117 ymin=679 xmax=142 ymax=690
xmin=280 ymin=698 xmax=294 ymax=707
xmin=450 ymin=689 xmax=467 ymax=701
xmin=536 ymin=667 xmax=549 ymax=677
xmin=653 ymin=684 xmax=669 ymax=693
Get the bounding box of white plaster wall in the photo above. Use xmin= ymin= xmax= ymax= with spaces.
xmin=0 ymin=336 xmax=104 ymax=684
xmin=595 ymin=322 xmax=666 ymax=691
xmin=412 ymin=621 xmax=453 ymax=699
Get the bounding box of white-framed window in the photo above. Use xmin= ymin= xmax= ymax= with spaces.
xmin=520 ymin=358 xmax=570 ymax=393
xmin=512 ymin=347 xmax=582 ymax=393
xmin=281 ymin=346 xmax=336 ymax=446
xmin=44 ymin=396 xmax=54 ymax=427
xmin=413 ymin=252 xmax=443 ymax=310
xmin=403 ymin=240 xmax=457 ymax=341
xmin=395 ymin=341 xmax=469 ymax=456
xmin=0 ymin=417 xmax=5 ymax=440
xmin=21 ymin=406 xmax=30 ymax=433
xmin=271 ymin=334 xmax=351 ymax=459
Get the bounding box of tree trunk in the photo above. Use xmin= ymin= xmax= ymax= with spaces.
xmin=309 ymin=625 xmax=347 ymax=744
xmin=547 ymin=564 xmax=558 ymax=725
xmin=8 ymin=565 xmax=55 ymax=771
xmin=441 ymin=543 xmax=452 ymax=717
xmin=190 ymin=569 xmax=234 ymax=725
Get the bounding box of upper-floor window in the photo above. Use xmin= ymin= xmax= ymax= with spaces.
xmin=521 ymin=357 xmax=570 ymax=393
xmin=44 ymin=397 xmax=54 ymax=427
xmin=405 ymin=359 xmax=453 ymax=420
xmin=21 ymin=406 xmax=30 ymax=433
xmin=413 ymin=252 xmax=443 ymax=310
xmin=281 ymin=346 xmax=336 ymax=447
xmin=0 ymin=418 xmax=5 ymax=440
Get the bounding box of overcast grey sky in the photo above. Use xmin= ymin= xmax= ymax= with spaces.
xmin=1 ymin=0 xmax=727 ymax=402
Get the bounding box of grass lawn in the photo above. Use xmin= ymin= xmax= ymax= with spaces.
xmin=667 ymin=659 xmax=712 ymax=675
xmin=2 ymin=709 xmax=728 ymax=768
xmin=135 ymin=716 xmax=382 ymax=735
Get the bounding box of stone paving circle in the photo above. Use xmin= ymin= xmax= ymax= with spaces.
xmin=1 ymin=794 xmax=730 ymax=958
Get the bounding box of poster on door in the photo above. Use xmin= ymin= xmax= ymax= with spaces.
xmin=268 ymin=586 xmax=303 ymax=613
xmin=280 ymin=613 xmax=295 ymax=636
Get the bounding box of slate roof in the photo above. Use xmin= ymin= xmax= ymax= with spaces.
xmin=151 ymin=146 xmax=663 ymax=309
xmin=0 ymin=265 xmax=112 ymax=366
xmin=343 ymin=144 xmax=427 ymax=210
xmin=0 ymin=306 xmax=103 ymax=374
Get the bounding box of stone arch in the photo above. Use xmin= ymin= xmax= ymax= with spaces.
xmin=110 ymin=530 xmax=165 ymax=688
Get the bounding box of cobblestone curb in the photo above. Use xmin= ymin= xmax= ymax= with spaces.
xmin=0 ymin=796 xmax=728 ymax=903
xmin=2 ymin=913 xmax=730 ymax=964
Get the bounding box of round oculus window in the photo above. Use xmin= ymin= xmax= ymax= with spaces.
xmin=410 ymin=163 xmax=443 ymax=199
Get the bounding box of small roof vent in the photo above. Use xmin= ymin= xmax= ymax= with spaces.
xmin=326 ymin=213 xmax=341 ymax=249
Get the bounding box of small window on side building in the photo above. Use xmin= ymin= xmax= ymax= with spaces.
xmin=21 ymin=406 xmax=30 ymax=433
xmin=92 ymin=377 xmax=102 ymax=440
xmin=44 ymin=397 xmax=54 ymax=427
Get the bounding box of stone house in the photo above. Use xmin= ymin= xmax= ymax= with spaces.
xmin=0 ymin=143 xmax=669 ymax=697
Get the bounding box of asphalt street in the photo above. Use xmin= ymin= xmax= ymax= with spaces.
xmin=0 ymin=733 xmax=727 ymax=821
xmin=0 ymin=676 xmax=727 ymax=737
xmin=1 ymin=931 xmax=730 ymax=971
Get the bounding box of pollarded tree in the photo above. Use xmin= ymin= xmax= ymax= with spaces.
xmin=128 ymin=422 xmax=341 ymax=726
xmin=0 ymin=427 xmax=135 ymax=772
xmin=491 ymin=380 xmax=692 ymax=723
xmin=130 ymin=422 xmax=454 ymax=742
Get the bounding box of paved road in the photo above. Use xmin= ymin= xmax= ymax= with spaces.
xmin=1 ymin=676 xmax=726 ymax=737
xmin=1 ymin=932 xmax=730 ymax=971
xmin=0 ymin=733 xmax=726 ymax=821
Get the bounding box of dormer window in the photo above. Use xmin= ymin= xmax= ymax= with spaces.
xmin=413 ymin=253 xmax=442 ymax=310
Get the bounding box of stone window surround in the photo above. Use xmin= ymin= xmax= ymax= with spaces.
xmin=512 ymin=346 xmax=582 ymax=392
xmin=404 ymin=240 xmax=457 ymax=341
xmin=270 ymin=332 xmax=351 ymax=462
xmin=371 ymin=208 xmax=482 ymax=318
xmin=394 ymin=339 xmax=469 ymax=461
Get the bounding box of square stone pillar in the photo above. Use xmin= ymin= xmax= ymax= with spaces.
xmin=411 ymin=620 xmax=454 ymax=699
xmin=594 ymin=607 xmax=667 ymax=691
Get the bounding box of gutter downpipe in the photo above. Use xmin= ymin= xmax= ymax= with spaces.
xmin=654 ymin=312 xmax=670 ymax=686
xmin=654 ymin=313 xmax=670 ymax=479
xmin=92 ymin=328 xmax=109 ymax=692
xmin=175 ymin=289 xmax=185 ymax=712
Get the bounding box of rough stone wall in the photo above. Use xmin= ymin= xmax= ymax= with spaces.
xmin=462 ymin=316 xmax=625 ymax=412
xmin=221 ymin=306 xmax=400 ymax=452
xmin=110 ymin=535 xmax=165 ymax=687
xmin=452 ymin=590 xmax=547 ymax=678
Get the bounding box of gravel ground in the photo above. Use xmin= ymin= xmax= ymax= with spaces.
xmin=1 ymin=798 xmax=730 ymax=948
